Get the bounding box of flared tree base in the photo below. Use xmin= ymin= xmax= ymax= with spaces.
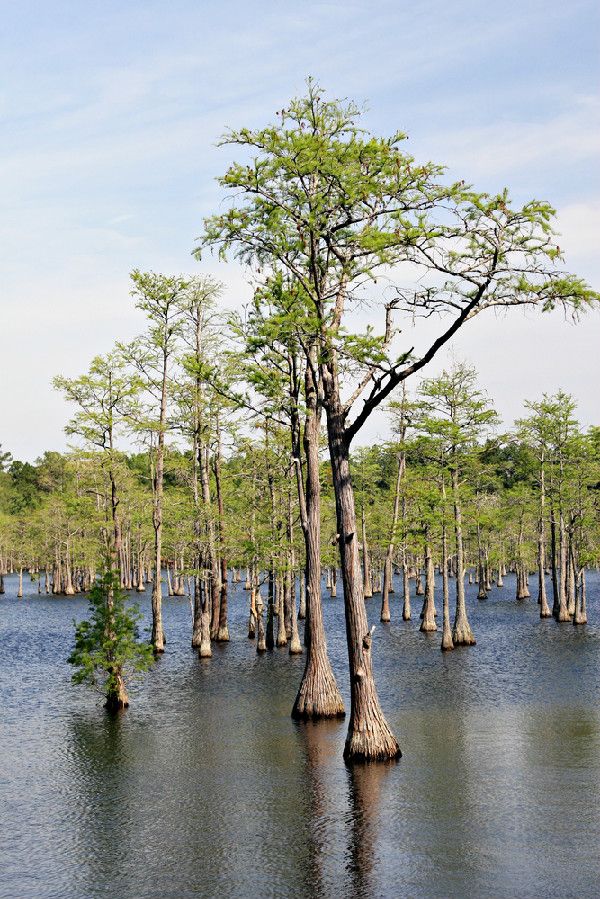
xmin=452 ymin=616 xmax=476 ymax=646
xmin=105 ymin=676 xmax=129 ymax=711
xmin=151 ymin=638 xmax=166 ymax=655
xmin=289 ymin=635 xmax=303 ymax=655
xmin=191 ymin=626 xmax=202 ymax=649
xmin=441 ymin=629 xmax=454 ymax=651
xmin=343 ymin=719 xmax=401 ymax=762
xmin=292 ymin=660 xmax=345 ymax=720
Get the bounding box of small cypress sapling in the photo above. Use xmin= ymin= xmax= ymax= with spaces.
xmin=68 ymin=571 xmax=154 ymax=710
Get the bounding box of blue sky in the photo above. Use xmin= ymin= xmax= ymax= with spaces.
xmin=1 ymin=0 xmax=599 ymax=459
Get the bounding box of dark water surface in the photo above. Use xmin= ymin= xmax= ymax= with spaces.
xmin=2 ymin=572 xmax=600 ymax=899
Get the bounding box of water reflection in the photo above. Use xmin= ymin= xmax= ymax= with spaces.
xmin=67 ymin=712 xmax=132 ymax=897
xmin=345 ymin=761 xmax=395 ymax=899
xmin=1 ymin=572 xmax=600 ymax=898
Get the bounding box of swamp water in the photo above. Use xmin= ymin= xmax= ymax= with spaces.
xmin=1 ymin=572 xmax=600 ymax=898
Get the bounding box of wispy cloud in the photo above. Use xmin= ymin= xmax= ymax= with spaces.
xmin=1 ymin=0 xmax=598 ymax=459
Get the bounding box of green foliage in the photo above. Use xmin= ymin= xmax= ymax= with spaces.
xmin=68 ymin=572 xmax=154 ymax=698
xmin=7 ymin=460 xmax=41 ymax=513
xmin=197 ymin=80 xmax=598 ymax=446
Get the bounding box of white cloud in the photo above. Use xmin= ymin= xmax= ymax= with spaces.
xmin=428 ymin=96 xmax=600 ymax=181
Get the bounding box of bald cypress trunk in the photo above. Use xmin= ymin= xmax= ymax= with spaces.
xmin=537 ymin=464 xmax=552 ymax=618
xmin=276 ymin=576 xmax=288 ymax=647
xmin=150 ymin=349 xmax=167 ymax=653
xmin=440 ymin=513 xmax=454 ymax=651
xmin=550 ymin=511 xmax=559 ymax=617
xmin=573 ymin=565 xmax=587 ymax=626
xmin=298 ymin=572 xmax=306 ymax=620
xmin=198 ymin=576 xmax=212 ymax=658
xmin=247 ymin=583 xmax=257 ymax=639
xmin=361 ymin=507 xmax=373 ymax=599
xmin=105 ymin=669 xmax=129 ymax=710
xmin=214 ymin=417 xmax=229 ymax=642
xmin=292 ymin=356 xmax=343 ymax=718
xmin=323 ymin=390 xmax=399 ymax=760
xmin=381 ymin=447 xmax=404 ymax=623
xmin=330 ymin=567 xmax=337 ymax=597
xmin=415 ymin=568 xmax=424 ymax=596
xmin=401 ymin=558 xmax=411 ymax=621
xmin=420 ymin=530 xmax=437 ymax=632
xmin=476 ymin=520 xmax=487 ymax=600
xmin=287 ymin=481 xmax=302 ymax=655
xmin=451 ymin=464 xmax=476 ymax=646
xmin=556 ymin=512 xmax=571 ymax=621
xmin=566 ymin=531 xmax=576 ymax=617
xmin=256 ymin=591 xmax=266 ymax=653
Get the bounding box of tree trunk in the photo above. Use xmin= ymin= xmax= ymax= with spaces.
xmin=401 ymin=559 xmax=411 ymax=621
xmin=361 ymin=507 xmax=373 ymax=598
xmin=256 ymin=595 xmax=266 ymax=653
xmin=440 ymin=515 xmax=454 ymax=651
xmin=292 ymin=361 xmax=344 ymax=718
xmin=192 ymin=575 xmax=203 ymax=647
xmin=198 ymin=578 xmax=212 ymax=658
xmin=420 ymin=532 xmax=437 ymax=632
xmin=151 ymin=354 xmax=167 ymax=652
xmin=556 ymin=512 xmax=571 ymax=621
xmin=105 ymin=668 xmax=129 ymax=711
xmin=381 ymin=448 xmax=404 ymax=622
xmin=247 ymin=585 xmax=257 ymax=639
xmin=325 ymin=398 xmax=400 ymax=761
xmin=451 ymin=465 xmax=476 ymax=646
xmin=298 ymin=572 xmax=306 ymax=620
xmin=537 ymin=465 xmax=551 ymax=616
xmin=415 ymin=569 xmax=424 ymax=596
xmin=276 ymin=576 xmax=288 ymax=647
xmin=330 ymin=567 xmax=337 ymax=597
xmin=573 ymin=565 xmax=587 ymax=626
xmin=214 ymin=418 xmax=229 ymax=642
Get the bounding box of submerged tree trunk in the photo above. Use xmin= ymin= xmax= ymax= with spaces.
xmin=573 ymin=565 xmax=587 ymax=626
xmin=440 ymin=488 xmax=454 ymax=651
xmin=198 ymin=577 xmax=212 ymax=658
xmin=451 ymin=465 xmax=476 ymax=646
xmin=292 ymin=356 xmax=343 ymax=718
xmin=361 ymin=507 xmax=373 ymax=599
xmin=298 ymin=572 xmax=306 ymax=620
xmin=324 ymin=392 xmax=400 ymax=761
xmin=556 ymin=512 xmax=571 ymax=622
xmin=105 ymin=669 xmax=129 ymax=711
xmin=214 ymin=417 xmax=229 ymax=642
xmin=381 ymin=446 xmax=404 ymax=623
xmin=255 ymin=591 xmax=266 ymax=652
xmin=401 ymin=556 xmax=411 ymax=621
xmin=151 ymin=352 xmax=168 ymax=653
xmin=420 ymin=531 xmax=437 ymax=632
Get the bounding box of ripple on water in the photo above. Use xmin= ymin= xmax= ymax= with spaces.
xmin=1 ymin=572 xmax=600 ymax=898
